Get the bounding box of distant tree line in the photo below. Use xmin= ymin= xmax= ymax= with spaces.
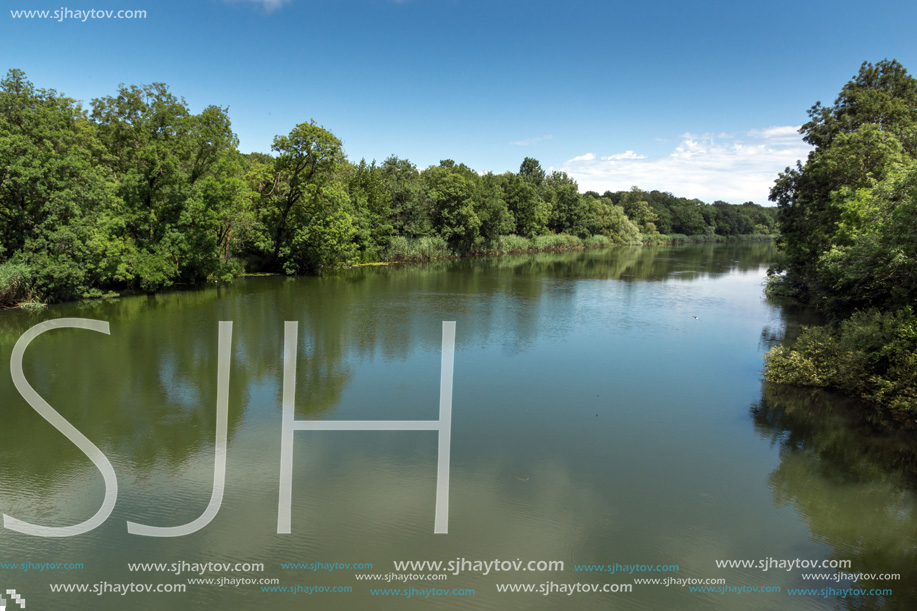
xmin=764 ymin=59 xmax=917 ymax=413
xmin=596 ymin=189 xmax=776 ymax=237
xmin=0 ymin=69 xmax=775 ymax=306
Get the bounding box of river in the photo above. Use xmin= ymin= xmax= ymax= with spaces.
xmin=0 ymin=242 xmax=913 ymax=610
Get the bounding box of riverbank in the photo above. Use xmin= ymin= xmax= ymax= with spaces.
xmin=382 ymin=232 xmax=776 ymax=263
xmin=0 ymin=233 xmax=777 ymax=309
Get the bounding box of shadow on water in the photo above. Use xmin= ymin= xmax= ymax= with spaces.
xmin=751 ymin=275 xmax=917 ymax=609
xmin=752 ymin=344 xmax=917 ymax=609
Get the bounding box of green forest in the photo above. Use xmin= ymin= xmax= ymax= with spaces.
xmin=0 ymin=69 xmax=774 ymax=308
xmin=3 ymin=62 xmax=913 ymax=414
xmin=764 ymin=60 xmax=917 ymax=414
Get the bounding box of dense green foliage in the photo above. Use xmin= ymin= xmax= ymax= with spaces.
xmin=765 ymin=60 xmax=917 ymax=412
xmin=599 ymin=188 xmax=777 ymax=237
xmin=765 ymin=308 xmax=917 ymax=411
xmin=0 ymin=70 xmax=775 ymax=305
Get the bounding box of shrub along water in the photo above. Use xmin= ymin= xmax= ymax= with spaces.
xmin=765 ymin=308 xmax=917 ymax=412
xmin=0 ymin=261 xmax=34 ymax=308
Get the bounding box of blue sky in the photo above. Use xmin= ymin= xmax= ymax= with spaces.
xmin=4 ymin=0 xmax=917 ymax=203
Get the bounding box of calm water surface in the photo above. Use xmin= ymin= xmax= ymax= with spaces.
xmin=0 ymin=243 xmax=914 ymax=610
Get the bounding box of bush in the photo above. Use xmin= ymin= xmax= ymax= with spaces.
xmin=0 ymin=261 xmax=36 ymax=307
xmin=764 ymin=307 xmax=917 ymax=412
xmin=385 ymin=236 xmax=453 ymax=261
xmin=583 ymin=235 xmax=611 ymax=248
xmin=764 ymin=274 xmax=802 ymax=299
xmin=532 ymin=234 xmax=582 ymax=250
xmin=492 ymin=234 xmax=532 ymax=254
xmin=469 ymin=233 xmax=604 ymax=256
xmin=209 ymin=260 xmax=245 ymax=283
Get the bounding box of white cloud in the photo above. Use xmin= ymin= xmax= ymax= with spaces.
xmin=747 ymin=125 xmax=803 ymax=140
xmin=601 ymin=151 xmax=644 ymax=160
xmin=509 ymin=134 xmax=554 ymax=146
xmin=560 ymin=127 xmax=811 ymax=204
xmin=228 ymin=0 xmax=291 ymax=12
xmin=679 ymin=131 xmax=736 ymax=141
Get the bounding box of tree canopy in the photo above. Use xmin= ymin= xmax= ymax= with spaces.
xmin=770 ymin=59 xmax=917 ymax=308
xmin=764 ymin=59 xmax=917 ymax=413
xmin=0 ymin=69 xmax=776 ymax=306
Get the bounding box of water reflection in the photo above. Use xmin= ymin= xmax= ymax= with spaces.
xmin=752 ymin=382 xmax=917 ymax=609
xmin=3 ymin=240 xmax=914 ymax=611
xmin=753 ymin=289 xmax=917 ymax=609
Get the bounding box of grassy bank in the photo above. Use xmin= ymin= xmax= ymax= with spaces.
xmin=640 ymin=233 xmax=776 ymax=245
xmin=383 ymin=233 xmax=777 ymax=263
xmin=385 ymin=233 xmax=777 ymax=263
xmin=383 ymin=234 xmax=616 ymax=262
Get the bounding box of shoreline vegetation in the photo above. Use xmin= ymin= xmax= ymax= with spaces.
xmin=382 ymin=232 xmax=775 ymax=263
xmin=1 ymin=232 xmax=776 ymax=309
xmin=0 ymin=68 xmax=776 ymax=310
xmin=762 ymin=60 xmax=917 ymax=415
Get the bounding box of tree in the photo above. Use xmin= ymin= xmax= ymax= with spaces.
xmin=770 ymin=60 xmax=917 ymax=301
xmin=346 ymin=159 xmax=393 ymax=260
xmin=545 ymin=171 xmax=589 ymax=237
xmin=584 ymin=195 xmax=641 ymax=243
xmin=0 ymin=70 xmax=122 ymax=300
xmin=282 ymin=181 xmax=357 ymax=273
xmin=814 ymin=162 xmax=917 ymax=313
xmin=257 ymin=120 xmax=350 ymax=271
xmin=621 ymin=199 xmax=659 ymax=235
xmin=763 ymin=59 xmax=917 ymax=412
xmin=801 ymin=59 xmax=917 ymax=153
xmin=380 ymin=156 xmax=429 ymax=238
xmin=477 ymin=173 xmax=514 ymax=241
xmin=423 ymin=164 xmax=481 ymax=249
xmin=91 ymin=82 xmax=240 ymax=290
xmin=500 ymin=172 xmax=550 ymax=237
xmin=519 ymin=157 xmax=546 ymax=187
